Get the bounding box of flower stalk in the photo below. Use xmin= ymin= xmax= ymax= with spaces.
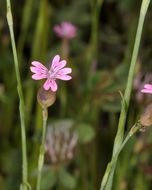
xmin=6 ymin=0 xmax=29 ymax=189
xmin=61 ymin=38 xmax=69 ymax=59
xmin=36 ymin=108 xmax=48 ymax=190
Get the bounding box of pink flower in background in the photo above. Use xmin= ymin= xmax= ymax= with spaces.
xmin=141 ymin=84 xmax=152 ymax=94
xmin=30 ymin=55 xmax=72 ymax=92
xmin=53 ymin=22 xmax=77 ymax=39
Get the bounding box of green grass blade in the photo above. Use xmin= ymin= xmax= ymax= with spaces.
xmin=100 ymin=0 xmax=151 ymax=189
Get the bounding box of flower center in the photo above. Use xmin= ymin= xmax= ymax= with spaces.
xmin=48 ymin=69 xmax=56 ymax=79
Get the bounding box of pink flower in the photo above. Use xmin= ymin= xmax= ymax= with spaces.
xmin=53 ymin=22 xmax=77 ymax=39
xmin=141 ymin=84 xmax=152 ymax=94
xmin=30 ymin=55 xmax=72 ymax=92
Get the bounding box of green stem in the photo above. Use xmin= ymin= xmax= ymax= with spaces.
xmin=90 ymin=0 xmax=104 ymax=62
xmin=100 ymin=123 xmax=141 ymax=190
xmin=61 ymin=38 xmax=69 ymax=59
xmin=36 ymin=108 xmax=48 ymax=190
xmin=100 ymin=0 xmax=151 ymax=189
xmin=6 ymin=1 xmax=29 ymax=189
xmin=113 ymin=0 xmax=150 ymax=157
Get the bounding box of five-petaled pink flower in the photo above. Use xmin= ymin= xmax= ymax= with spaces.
xmin=53 ymin=21 xmax=77 ymax=39
xmin=30 ymin=55 xmax=72 ymax=92
xmin=141 ymin=84 xmax=152 ymax=94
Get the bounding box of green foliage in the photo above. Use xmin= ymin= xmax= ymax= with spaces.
xmin=1 ymin=0 xmax=152 ymax=189
xmin=41 ymin=168 xmax=57 ymax=189
xmin=59 ymin=169 xmax=76 ymax=189
xmin=76 ymin=123 xmax=95 ymax=144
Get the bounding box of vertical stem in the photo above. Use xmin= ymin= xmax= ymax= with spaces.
xmin=36 ymin=108 xmax=48 ymax=190
xmin=112 ymin=0 xmax=150 ymax=157
xmin=100 ymin=124 xmax=141 ymax=190
xmin=61 ymin=38 xmax=69 ymax=59
xmin=100 ymin=0 xmax=151 ymax=189
xmin=89 ymin=0 xmax=104 ymax=63
xmin=6 ymin=1 xmax=29 ymax=189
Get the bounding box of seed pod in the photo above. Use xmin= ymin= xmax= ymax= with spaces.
xmin=37 ymin=86 xmax=56 ymax=108
xmin=139 ymin=103 xmax=152 ymax=127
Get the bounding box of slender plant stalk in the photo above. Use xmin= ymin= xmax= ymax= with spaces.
xmin=6 ymin=1 xmax=29 ymax=189
xmin=92 ymin=0 xmax=104 ymax=49
xmin=100 ymin=123 xmax=142 ymax=190
xmin=90 ymin=0 xmax=104 ymax=63
xmin=36 ymin=108 xmax=48 ymax=190
xmin=100 ymin=0 xmax=151 ymax=189
xmin=112 ymin=0 xmax=150 ymax=157
xmin=61 ymin=38 xmax=69 ymax=59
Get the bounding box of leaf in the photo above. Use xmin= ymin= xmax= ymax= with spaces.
xmin=41 ymin=168 xmax=57 ymax=190
xmin=59 ymin=169 xmax=76 ymax=189
xmin=76 ymin=123 xmax=95 ymax=144
xmin=119 ymin=91 xmax=128 ymax=113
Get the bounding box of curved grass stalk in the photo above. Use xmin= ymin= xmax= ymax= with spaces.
xmin=100 ymin=0 xmax=151 ymax=189
xmin=100 ymin=123 xmax=141 ymax=190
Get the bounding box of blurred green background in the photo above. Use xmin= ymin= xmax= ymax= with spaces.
xmin=0 ymin=0 xmax=152 ymax=189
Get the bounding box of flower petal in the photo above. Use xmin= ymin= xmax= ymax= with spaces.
xmin=43 ymin=79 xmax=51 ymax=90
xmin=50 ymin=80 xmax=58 ymax=92
xmin=54 ymin=22 xmax=77 ymax=39
xmin=141 ymin=84 xmax=152 ymax=94
xmin=57 ymin=68 xmax=72 ymax=75
xmin=32 ymin=73 xmax=47 ymax=80
xmin=51 ymin=55 xmax=60 ymax=69
xmin=51 ymin=55 xmax=67 ymax=71
xmin=30 ymin=66 xmax=43 ymax=74
xmin=43 ymin=79 xmax=58 ymax=92
xmin=141 ymin=89 xmax=152 ymax=94
xmin=56 ymin=75 xmax=72 ymax=80
xmin=55 ymin=60 xmax=67 ymax=71
xmin=144 ymin=84 xmax=152 ymax=89
xmin=31 ymin=61 xmax=48 ymax=71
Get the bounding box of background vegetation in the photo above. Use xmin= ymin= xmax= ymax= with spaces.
xmin=0 ymin=0 xmax=152 ymax=189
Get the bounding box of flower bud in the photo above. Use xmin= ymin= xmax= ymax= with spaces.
xmin=139 ymin=103 xmax=152 ymax=127
xmin=37 ymin=87 xmax=56 ymax=108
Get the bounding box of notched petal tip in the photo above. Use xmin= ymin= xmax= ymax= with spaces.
xmin=58 ymin=67 xmax=72 ymax=75
xmin=141 ymin=89 xmax=152 ymax=94
xmin=30 ymin=66 xmax=40 ymax=74
xmin=141 ymin=83 xmax=152 ymax=94
xmin=43 ymin=79 xmax=50 ymax=90
xmin=56 ymin=75 xmax=72 ymax=80
xmin=52 ymin=55 xmax=60 ymax=63
xmin=50 ymin=80 xmax=58 ymax=92
xmin=31 ymin=61 xmax=41 ymax=66
xmin=31 ymin=61 xmax=48 ymax=71
xmin=32 ymin=74 xmax=40 ymax=80
xmin=32 ymin=73 xmax=47 ymax=80
xmin=51 ymin=87 xmax=58 ymax=92
xmin=30 ymin=66 xmax=34 ymax=72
